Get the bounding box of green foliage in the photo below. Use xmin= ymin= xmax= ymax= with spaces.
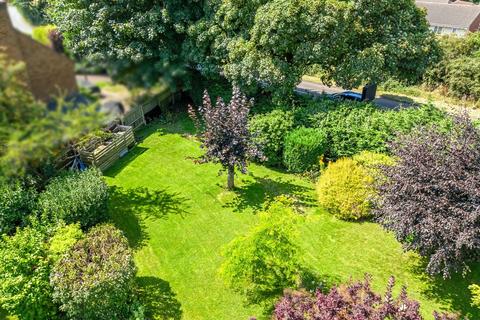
xmin=424 ymin=33 xmax=480 ymax=100
xmin=51 ymin=224 xmax=137 ymax=320
xmin=250 ymin=110 xmax=295 ymax=166
xmin=47 ymin=0 xmax=199 ymax=89
xmin=0 ymin=227 xmax=56 ymax=319
xmin=190 ymin=0 xmax=438 ymax=97
xmin=38 ymin=168 xmax=108 ymax=229
xmin=445 ymin=57 xmax=480 ymax=100
xmin=317 ymin=152 xmax=393 ymax=220
xmin=50 ymin=0 xmax=437 ymax=97
xmin=0 ymin=54 xmax=102 ymax=180
xmin=470 ymin=284 xmax=480 ymax=309
xmin=219 ymin=198 xmax=302 ymax=305
xmin=11 ymin=0 xmax=49 ymax=25
xmin=0 ymin=181 xmax=37 ymax=235
xmin=47 ymin=223 xmax=83 ymax=263
xmin=32 ymin=25 xmax=57 ymax=46
xmin=283 ymin=127 xmax=328 ymax=172
xmin=306 ymin=99 xmax=449 ymax=159
xmin=189 ymin=74 xmax=233 ymax=106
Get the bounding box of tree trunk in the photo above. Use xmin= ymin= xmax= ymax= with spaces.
xmin=227 ymin=165 xmax=235 ymax=190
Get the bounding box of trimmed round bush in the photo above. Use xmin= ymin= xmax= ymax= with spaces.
xmin=317 ymin=152 xmax=393 ymax=220
xmin=283 ymin=127 xmax=328 ymax=172
xmin=250 ymin=109 xmax=295 ymax=166
xmin=38 ymin=168 xmax=108 ymax=229
xmin=50 ymin=224 xmax=136 ymax=320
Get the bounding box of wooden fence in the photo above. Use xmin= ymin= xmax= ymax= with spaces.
xmin=78 ymin=125 xmax=135 ymax=172
xmin=122 ymin=87 xmax=173 ymax=131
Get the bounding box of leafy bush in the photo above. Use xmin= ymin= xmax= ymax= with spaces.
xmin=316 ymin=152 xmax=393 ymax=220
xmin=0 ymin=227 xmax=56 ymax=319
xmin=0 ymin=181 xmax=37 ymax=235
xmin=220 ymin=198 xmax=302 ymax=305
xmin=32 ymin=25 xmax=57 ymax=46
xmin=470 ymin=284 xmax=480 ymax=309
xmin=375 ymin=115 xmax=480 ymax=277
xmin=445 ymin=57 xmax=480 ymax=100
xmin=51 ymin=224 xmax=136 ymax=320
xmin=11 ymin=0 xmax=49 ymax=25
xmin=274 ymin=275 xmax=456 ymax=320
xmin=424 ymin=33 xmax=480 ymax=100
xmin=307 ymin=100 xmax=449 ymax=159
xmin=250 ymin=110 xmax=295 ymax=166
xmin=283 ymin=127 xmax=328 ymax=172
xmin=47 ymin=223 xmax=83 ymax=263
xmin=38 ymin=168 xmax=108 ymax=229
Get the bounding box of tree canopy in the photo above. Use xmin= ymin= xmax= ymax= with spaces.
xmin=48 ymin=0 xmax=438 ymax=96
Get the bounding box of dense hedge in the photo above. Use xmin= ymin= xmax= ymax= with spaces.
xmin=0 ymin=227 xmax=56 ymax=319
xmin=316 ymin=152 xmax=394 ymax=220
xmin=283 ymin=127 xmax=328 ymax=172
xmin=0 ymin=182 xmax=37 ymax=235
xmin=51 ymin=224 xmax=136 ymax=320
xmin=38 ymin=168 xmax=108 ymax=229
xmin=303 ymin=99 xmax=449 ymax=159
xmin=423 ymin=33 xmax=480 ymax=101
xmin=250 ymin=110 xmax=295 ymax=166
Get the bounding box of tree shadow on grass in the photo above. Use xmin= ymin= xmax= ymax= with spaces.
xmin=224 ymin=174 xmax=316 ymax=213
xmin=136 ymin=276 xmax=182 ymax=320
xmin=109 ymin=186 xmax=190 ymax=249
xmin=409 ymin=258 xmax=480 ymax=318
xmin=104 ymin=146 xmax=149 ymax=178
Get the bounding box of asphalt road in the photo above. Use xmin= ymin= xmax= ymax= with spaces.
xmin=297 ymin=80 xmax=412 ymax=109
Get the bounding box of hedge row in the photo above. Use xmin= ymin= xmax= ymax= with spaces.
xmin=249 ymin=97 xmax=450 ymax=172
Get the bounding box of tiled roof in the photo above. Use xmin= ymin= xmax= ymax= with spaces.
xmin=416 ymin=1 xmax=480 ymax=29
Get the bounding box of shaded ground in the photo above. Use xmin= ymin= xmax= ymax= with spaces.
xmin=105 ymin=115 xmax=479 ymax=319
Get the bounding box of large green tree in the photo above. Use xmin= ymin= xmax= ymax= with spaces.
xmin=47 ymin=0 xmax=202 ymax=89
xmin=49 ymin=0 xmax=438 ymax=96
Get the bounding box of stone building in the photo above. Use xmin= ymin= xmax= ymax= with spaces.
xmin=0 ymin=0 xmax=77 ymax=102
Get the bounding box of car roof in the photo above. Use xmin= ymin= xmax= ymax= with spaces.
xmin=341 ymin=91 xmax=362 ymax=98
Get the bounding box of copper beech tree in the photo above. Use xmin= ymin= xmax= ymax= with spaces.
xmin=188 ymin=87 xmax=264 ymax=189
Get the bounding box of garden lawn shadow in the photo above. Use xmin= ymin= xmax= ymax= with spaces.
xmin=109 ymin=186 xmax=189 ymax=249
xmin=104 ymin=146 xmax=149 ymax=178
xmin=411 ymin=259 xmax=480 ymax=318
xmin=225 ymin=174 xmax=316 ymax=212
xmin=136 ymin=276 xmax=182 ymax=320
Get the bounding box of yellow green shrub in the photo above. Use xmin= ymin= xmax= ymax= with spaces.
xmin=316 ymin=152 xmax=393 ymax=220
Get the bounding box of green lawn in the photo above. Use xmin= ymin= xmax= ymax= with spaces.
xmin=105 ymin=115 xmax=479 ymax=320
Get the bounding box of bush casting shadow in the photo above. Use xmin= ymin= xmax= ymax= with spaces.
xmin=109 ymin=186 xmax=189 ymax=249
xmin=136 ymin=276 xmax=182 ymax=320
xmin=410 ymin=258 xmax=480 ymax=318
xmin=225 ymin=174 xmax=316 ymax=212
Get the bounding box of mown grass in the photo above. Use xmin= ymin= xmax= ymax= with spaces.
xmin=105 ymin=115 xmax=479 ymax=320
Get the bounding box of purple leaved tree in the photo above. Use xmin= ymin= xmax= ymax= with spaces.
xmin=273 ymin=275 xmax=457 ymax=320
xmin=375 ymin=114 xmax=480 ymax=278
xmin=188 ymin=87 xmax=263 ymax=190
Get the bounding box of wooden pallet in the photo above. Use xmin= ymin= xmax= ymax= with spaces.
xmin=78 ymin=125 xmax=135 ymax=172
